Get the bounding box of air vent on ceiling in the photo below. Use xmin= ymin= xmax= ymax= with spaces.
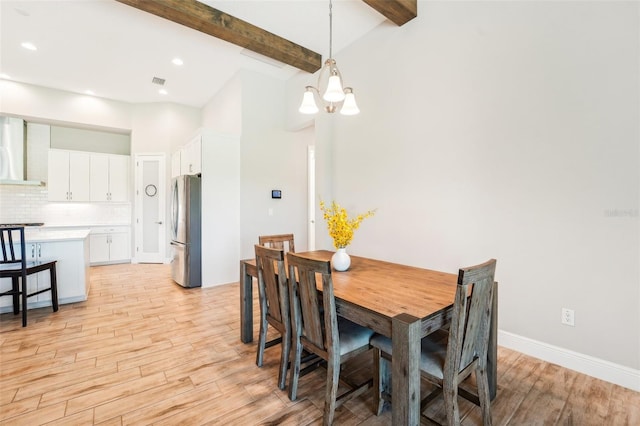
xmin=151 ymin=77 xmax=166 ymax=86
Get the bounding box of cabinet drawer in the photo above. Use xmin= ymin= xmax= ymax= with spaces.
xmin=91 ymin=226 xmax=130 ymax=235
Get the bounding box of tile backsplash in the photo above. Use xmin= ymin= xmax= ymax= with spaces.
xmin=0 ymin=185 xmax=131 ymax=225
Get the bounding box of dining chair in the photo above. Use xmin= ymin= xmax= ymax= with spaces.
xmin=258 ymin=233 xmax=295 ymax=253
xmin=0 ymin=226 xmax=59 ymax=327
xmin=287 ymin=252 xmax=374 ymax=426
xmin=254 ymin=244 xmax=291 ymax=390
xmin=371 ymin=259 xmax=497 ymax=426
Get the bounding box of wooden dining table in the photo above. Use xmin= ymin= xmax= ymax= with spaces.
xmin=239 ymin=250 xmax=498 ymax=425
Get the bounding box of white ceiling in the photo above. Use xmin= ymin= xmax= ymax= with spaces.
xmin=0 ymin=0 xmax=387 ymax=108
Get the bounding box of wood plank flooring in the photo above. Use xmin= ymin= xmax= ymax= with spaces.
xmin=1 ymin=263 xmax=638 ymax=425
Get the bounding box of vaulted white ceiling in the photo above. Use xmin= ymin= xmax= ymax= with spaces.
xmin=1 ymin=0 xmax=387 ymax=108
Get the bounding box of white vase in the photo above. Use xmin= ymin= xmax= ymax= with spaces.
xmin=331 ymin=248 xmax=351 ymax=272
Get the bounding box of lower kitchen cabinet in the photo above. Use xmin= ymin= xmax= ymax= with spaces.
xmin=90 ymin=227 xmax=131 ymax=265
xmin=23 ymin=242 xmax=53 ymax=304
xmin=0 ymin=231 xmax=90 ymax=313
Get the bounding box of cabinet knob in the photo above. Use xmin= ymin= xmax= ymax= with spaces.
xmin=155 ymin=221 xmax=163 ymax=225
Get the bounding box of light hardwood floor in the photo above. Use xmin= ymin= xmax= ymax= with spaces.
xmin=1 ymin=263 xmax=638 ymax=425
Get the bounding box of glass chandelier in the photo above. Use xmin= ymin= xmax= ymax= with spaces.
xmin=299 ymin=0 xmax=360 ymax=115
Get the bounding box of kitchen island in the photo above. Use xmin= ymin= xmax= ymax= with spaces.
xmin=0 ymin=228 xmax=90 ymax=313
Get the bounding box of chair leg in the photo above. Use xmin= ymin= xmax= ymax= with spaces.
xmin=372 ymin=347 xmax=389 ymax=416
xmin=476 ymin=365 xmax=492 ymax=426
xmin=323 ymin=355 xmax=340 ymax=426
xmin=277 ymin=328 xmax=291 ymax=390
xmin=256 ymin=309 xmax=268 ymax=367
xmin=443 ymin=376 xmax=461 ymax=426
xmin=20 ymin=276 xmax=28 ymax=327
xmin=11 ymin=277 xmax=19 ymax=315
xmin=288 ymin=339 xmax=303 ymax=401
xmin=50 ymin=264 xmax=59 ymax=312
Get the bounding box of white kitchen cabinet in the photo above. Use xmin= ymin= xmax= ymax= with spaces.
xmin=48 ymin=149 xmax=91 ymax=201
xmin=0 ymin=231 xmax=90 ymax=312
xmin=90 ymin=154 xmax=130 ymax=202
xmin=171 ymin=150 xmax=181 ymax=178
xmin=90 ymin=226 xmax=131 ymax=264
xmin=180 ymin=134 xmax=201 ymax=175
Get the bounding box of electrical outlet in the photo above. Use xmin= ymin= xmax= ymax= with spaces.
xmin=561 ymin=308 xmax=575 ymax=326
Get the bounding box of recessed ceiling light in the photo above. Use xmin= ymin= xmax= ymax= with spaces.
xmin=85 ymin=90 xmax=95 ymax=95
xmin=172 ymin=58 xmax=184 ymax=66
xmin=159 ymin=89 xmax=168 ymax=95
xmin=21 ymin=42 xmax=37 ymax=51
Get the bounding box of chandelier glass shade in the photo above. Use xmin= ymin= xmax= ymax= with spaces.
xmin=299 ymin=1 xmax=359 ymax=116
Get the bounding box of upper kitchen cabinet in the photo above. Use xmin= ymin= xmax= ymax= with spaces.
xmin=180 ymin=134 xmax=202 ymax=175
xmin=48 ymin=149 xmax=91 ymax=201
xmin=48 ymin=124 xmax=131 ymax=203
xmin=90 ymin=154 xmax=130 ymax=202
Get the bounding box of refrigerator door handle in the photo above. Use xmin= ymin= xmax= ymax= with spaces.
xmin=170 ymin=179 xmax=178 ymax=239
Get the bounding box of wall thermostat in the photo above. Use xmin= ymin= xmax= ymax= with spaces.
xmin=271 ymin=190 xmax=282 ymax=199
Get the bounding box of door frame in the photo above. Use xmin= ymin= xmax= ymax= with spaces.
xmin=133 ymin=153 xmax=166 ymax=264
xmin=307 ymin=145 xmax=316 ymax=250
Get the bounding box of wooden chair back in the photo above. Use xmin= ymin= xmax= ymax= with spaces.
xmin=254 ymin=244 xmax=290 ymax=332
xmin=447 ymin=259 xmax=497 ymax=376
xmin=287 ymin=252 xmax=336 ymax=360
xmin=259 ymin=234 xmax=295 ymax=253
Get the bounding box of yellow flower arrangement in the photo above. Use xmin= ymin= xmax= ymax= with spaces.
xmin=320 ymin=200 xmax=375 ymax=249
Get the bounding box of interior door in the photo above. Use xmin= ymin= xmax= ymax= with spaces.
xmin=134 ymin=154 xmax=166 ymax=263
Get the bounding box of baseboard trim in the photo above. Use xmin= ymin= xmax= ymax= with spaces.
xmin=498 ymin=330 xmax=640 ymax=392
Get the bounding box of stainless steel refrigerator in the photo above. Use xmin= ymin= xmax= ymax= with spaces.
xmin=170 ymin=175 xmax=202 ymax=288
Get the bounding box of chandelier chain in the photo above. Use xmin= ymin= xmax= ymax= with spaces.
xmin=329 ymin=0 xmax=333 ymax=59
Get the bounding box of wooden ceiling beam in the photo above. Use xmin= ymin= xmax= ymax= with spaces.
xmin=115 ymin=0 xmax=322 ymax=73
xmin=362 ymin=0 xmax=417 ymax=26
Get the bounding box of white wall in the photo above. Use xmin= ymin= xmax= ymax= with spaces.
xmin=200 ymin=131 xmax=240 ymax=287
xmin=287 ymin=1 xmax=639 ymax=375
xmin=238 ymin=70 xmax=310 ymax=259
xmin=201 ymin=75 xmax=242 ymax=136
xmin=0 ymin=80 xmax=132 ymax=130
xmin=50 ymin=126 xmax=130 ymax=155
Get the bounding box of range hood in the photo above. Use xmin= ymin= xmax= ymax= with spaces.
xmin=0 ymin=116 xmax=45 ymax=186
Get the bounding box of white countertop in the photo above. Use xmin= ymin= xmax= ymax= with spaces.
xmin=40 ymin=223 xmax=131 ymax=229
xmin=24 ymin=229 xmax=91 ymax=242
